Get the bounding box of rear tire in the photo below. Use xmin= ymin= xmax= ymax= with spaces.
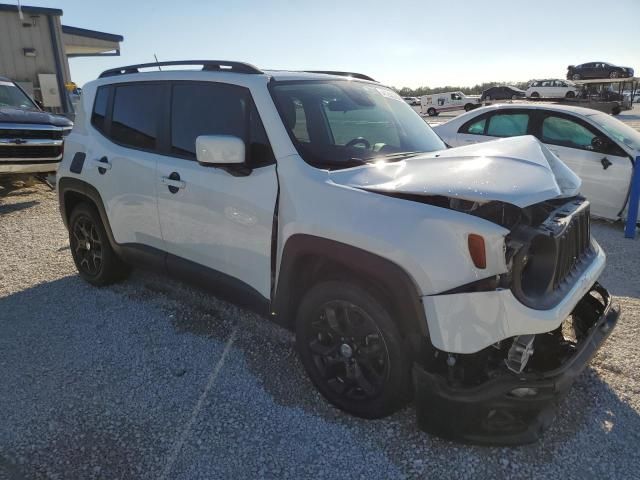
xmin=295 ymin=280 xmax=411 ymax=419
xmin=68 ymin=203 xmax=130 ymax=286
xmin=572 ymin=73 xmax=581 ymax=80
xmin=427 ymin=107 xmax=437 ymax=116
xmin=464 ymin=103 xmax=474 ymax=112
xmin=565 ymin=91 xmax=576 ymax=99
xmin=609 ymin=71 xmax=620 ymax=79
xmin=530 ymin=92 xmax=540 ymax=98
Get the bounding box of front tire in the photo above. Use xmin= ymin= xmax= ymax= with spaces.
xmin=609 ymin=71 xmax=620 ymax=79
xmin=565 ymin=91 xmax=576 ymax=98
xmin=530 ymin=92 xmax=540 ymax=98
xmin=69 ymin=203 xmax=130 ymax=286
xmin=427 ymin=107 xmax=437 ymax=116
xmin=295 ymin=281 xmax=411 ymax=419
xmin=572 ymin=73 xmax=581 ymax=80
xmin=464 ymin=103 xmax=474 ymax=112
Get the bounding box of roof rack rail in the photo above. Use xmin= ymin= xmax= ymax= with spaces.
xmin=304 ymin=71 xmax=377 ymax=82
xmin=99 ymin=60 xmax=263 ymax=78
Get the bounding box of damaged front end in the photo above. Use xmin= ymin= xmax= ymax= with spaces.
xmin=413 ymin=283 xmax=619 ymax=445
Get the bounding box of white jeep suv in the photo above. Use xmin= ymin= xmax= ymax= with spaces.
xmin=57 ymin=61 xmax=619 ymax=445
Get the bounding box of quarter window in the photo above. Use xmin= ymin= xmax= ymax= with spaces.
xmin=486 ymin=113 xmax=529 ymax=137
xmin=541 ymin=116 xmax=595 ymax=149
xmin=91 ymin=86 xmax=109 ymax=134
xmin=111 ymin=84 xmax=163 ymax=150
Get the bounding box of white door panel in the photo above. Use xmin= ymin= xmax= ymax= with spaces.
xmin=89 ymin=136 xmax=163 ymax=248
xmin=545 ymin=144 xmax=631 ymax=219
xmin=156 ymin=159 xmax=278 ymax=298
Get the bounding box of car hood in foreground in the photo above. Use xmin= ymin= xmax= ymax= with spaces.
xmin=0 ymin=107 xmax=73 ymax=127
xmin=328 ymin=136 xmax=581 ymax=208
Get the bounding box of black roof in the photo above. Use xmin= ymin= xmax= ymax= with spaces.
xmin=0 ymin=3 xmax=62 ymax=15
xmin=62 ymin=25 xmax=123 ymax=43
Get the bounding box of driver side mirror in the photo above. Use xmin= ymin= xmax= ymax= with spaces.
xmin=196 ymin=135 xmax=245 ymax=166
xmin=591 ymin=136 xmax=610 ymax=152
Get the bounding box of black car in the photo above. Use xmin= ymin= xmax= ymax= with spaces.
xmin=0 ymin=75 xmax=72 ymax=176
xmin=567 ymin=62 xmax=634 ymax=80
xmin=480 ymin=86 xmax=526 ymax=101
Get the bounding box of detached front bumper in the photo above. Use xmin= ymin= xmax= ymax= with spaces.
xmin=413 ymin=283 xmax=619 ymax=445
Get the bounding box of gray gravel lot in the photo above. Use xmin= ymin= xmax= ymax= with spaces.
xmin=1 ymin=181 xmax=639 ymax=479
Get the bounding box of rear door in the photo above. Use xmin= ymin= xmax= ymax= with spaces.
xmin=85 ymin=82 xmax=165 ymax=249
xmin=155 ymin=81 xmax=278 ymax=299
xmin=533 ymin=111 xmax=631 ymax=218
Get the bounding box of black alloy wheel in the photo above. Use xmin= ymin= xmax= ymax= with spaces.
xmin=306 ymin=300 xmax=389 ymax=401
xmin=296 ymin=281 xmax=411 ymax=418
xmin=72 ymin=215 xmax=103 ymax=277
xmin=68 ymin=203 xmax=130 ymax=286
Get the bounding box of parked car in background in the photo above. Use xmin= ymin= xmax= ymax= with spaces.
xmin=526 ymin=79 xmax=578 ymax=99
xmin=0 ymin=75 xmax=72 ymax=176
xmin=433 ymin=104 xmax=639 ymax=220
xmin=480 ymin=86 xmax=526 ymax=101
xmin=57 ymin=60 xmax=618 ymax=445
xmin=403 ymin=96 xmax=420 ymax=106
xmin=420 ymin=91 xmax=480 ymax=116
xmin=567 ymin=62 xmax=634 ymax=80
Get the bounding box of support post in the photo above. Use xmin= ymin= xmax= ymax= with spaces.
xmin=624 ymin=157 xmax=640 ymax=239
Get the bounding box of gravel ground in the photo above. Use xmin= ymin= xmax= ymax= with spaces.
xmin=1 ymin=182 xmax=639 ymax=480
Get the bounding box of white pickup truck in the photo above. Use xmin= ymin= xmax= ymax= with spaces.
xmin=420 ymin=91 xmax=480 ymax=116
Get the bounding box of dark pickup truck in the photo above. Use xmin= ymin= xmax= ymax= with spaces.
xmin=0 ymin=76 xmax=72 ymax=176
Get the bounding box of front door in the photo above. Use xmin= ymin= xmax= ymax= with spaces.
xmin=155 ymin=81 xmax=278 ymax=299
xmin=537 ymin=113 xmax=632 ymax=219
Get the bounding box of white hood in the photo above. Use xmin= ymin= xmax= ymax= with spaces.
xmin=328 ymin=136 xmax=581 ymax=208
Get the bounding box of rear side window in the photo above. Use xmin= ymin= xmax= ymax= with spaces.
xmin=91 ymin=86 xmax=109 ymax=134
xmin=486 ymin=113 xmax=529 ymax=137
xmin=541 ymin=116 xmax=595 ymax=149
xmin=111 ymin=84 xmax=163 ymax=150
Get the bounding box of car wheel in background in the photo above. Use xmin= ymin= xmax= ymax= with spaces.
xmin=69 ymin=203 xmax=130 ymax=286
xmin=572 ymin=73 xmax=581 ymax=80
xmin=485 ymin=95 xmax=491 ymax=101
xmin=427 ymin=107 xmax=437 ymax=116
xmin=295 ymin=280 xmax=411 ymax=419
xmin=610 ymin=71 xmax=620 ymax=79
xmin=464 ymin=103 xmax=474 ymax=112
xmin=511 ymin=94 xmax=518 ymax=100
xmin=565 ymin=91 xmax=576 ymax=98
xmin=530 ymin=92 xmax=540 ymax=98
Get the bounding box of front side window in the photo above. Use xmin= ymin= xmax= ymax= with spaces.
xmin=541 ymin=115 xmax=596 ymax=149
xmin=170 ymin=82 xmax=273 ymax=166
xmin=486 ymin=113 xmax=529 ymax=137
xmin=0 ymin=80 xmax=37 ymax=110
xmin=111 ymin=84 xmax=163 ymax=150
xmin=271 ymin=80 xmax=445 ymax=168
xmin=464 ymin=118 xmax=486 ymax=135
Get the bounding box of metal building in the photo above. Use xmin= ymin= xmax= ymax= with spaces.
xmin=0 ymin=3 xmax=122 ymax=115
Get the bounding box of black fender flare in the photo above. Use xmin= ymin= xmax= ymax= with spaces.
xmin=272 ymin=234 xmax=429 ymax=342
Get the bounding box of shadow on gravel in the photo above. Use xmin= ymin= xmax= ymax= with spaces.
xmin=2 ymin=273 xmax=640 ymax=479
xmin=0 ymin=200 xmax=39 ymax=215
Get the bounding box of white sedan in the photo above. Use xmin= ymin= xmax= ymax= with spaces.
xmin=433 ymin=104 xmax=639 ymax=220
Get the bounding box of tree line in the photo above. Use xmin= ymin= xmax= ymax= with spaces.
xmin=395 ymin=81 xmax=531 ymax=97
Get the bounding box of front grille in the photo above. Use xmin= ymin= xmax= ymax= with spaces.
xmin=553 ymin=203 xmax=591 ymax=288
xmin=0 ymin=145 xmax=62 ymax=159
xmin=0 ymin=128 xmax=63 ymax=140
xmin=509 ymin=198 xmax=595 ymax=310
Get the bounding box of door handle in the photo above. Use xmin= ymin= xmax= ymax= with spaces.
xmin=92 ymin=156 xmax=111 ymax=174
xmin=601 ymin=157 xmax=612 ymax=170
xmin=161 ymin=172 xmax=185 ymax=193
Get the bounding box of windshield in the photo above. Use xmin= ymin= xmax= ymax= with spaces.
xmin=271 ymin=80 xmax=446 ymax=168
xmin=590 ymin=113 xmax=640 ymax=151
xmin=0 ymin=81 xmax=37 ymax=110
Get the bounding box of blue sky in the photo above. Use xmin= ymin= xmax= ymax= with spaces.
xmin=32 ymin=0 xmax=640 ymax=88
